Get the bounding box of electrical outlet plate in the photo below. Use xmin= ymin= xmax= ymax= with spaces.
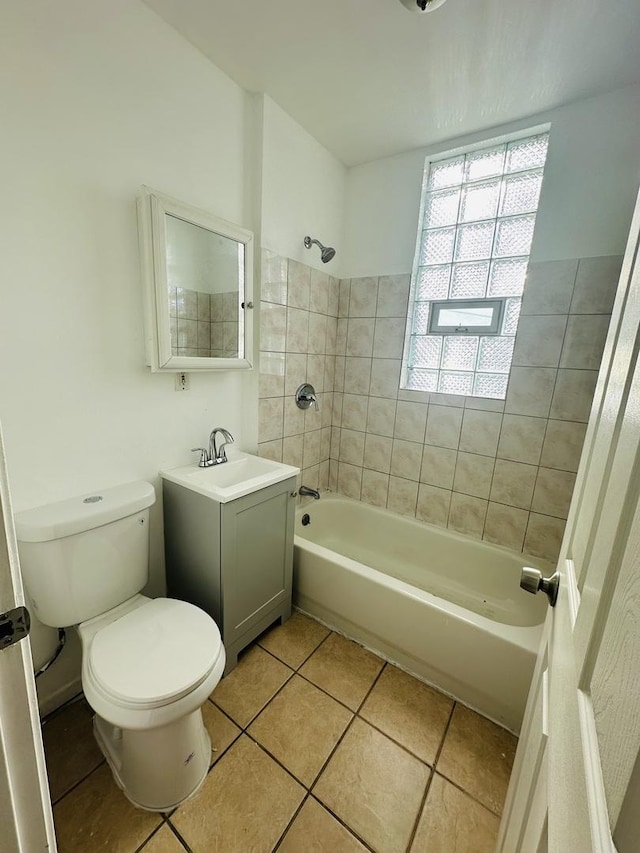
xmin=175 ymin=372 xmax=189 ymax=391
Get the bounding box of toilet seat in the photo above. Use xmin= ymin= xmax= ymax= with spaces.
xmin=87 ymin=597 xmax=222 ymax=711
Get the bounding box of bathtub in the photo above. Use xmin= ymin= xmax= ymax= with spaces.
xmin=293 ymin=494 xmax=548 ymax=734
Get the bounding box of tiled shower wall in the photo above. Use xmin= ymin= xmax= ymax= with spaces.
xmin=258 ymin=252 xmax=622 ymax=563
xmin=169 ymin=287 xmax=240 ymax=357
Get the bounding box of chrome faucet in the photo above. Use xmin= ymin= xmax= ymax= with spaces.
xmin=209 ymin=427 xmax=234 ymax=464
xmin=299 ymin=485 xmax=320 ymax=500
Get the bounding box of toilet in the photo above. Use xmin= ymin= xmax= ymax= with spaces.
xmin=15 ymin=480 xmax=225 ymax=811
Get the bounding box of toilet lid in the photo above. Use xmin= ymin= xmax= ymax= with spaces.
xmin=88 ymin=598 xmax=222 ymax=708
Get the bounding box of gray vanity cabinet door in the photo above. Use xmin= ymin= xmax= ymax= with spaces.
xmin=220 ymin=478 xmax=296 ymax=650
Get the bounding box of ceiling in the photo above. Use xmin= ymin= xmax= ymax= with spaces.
xmin=145 ymin=0 xmax=640 ymax=166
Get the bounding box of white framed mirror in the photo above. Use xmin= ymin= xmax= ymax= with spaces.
xmin=137 ymin=186 xmax=254 ymax=372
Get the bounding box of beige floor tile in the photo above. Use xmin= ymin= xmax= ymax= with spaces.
xmin=410 ymin=774 xmax=499 ymax=852
xmin=314 ymin=718 xmax=429 ymax=853
xmin=436 ymin=704 xmax=517 ymax=815
xmin=258 ymin=611 xmax=331 ymax=668
xmin=171 ymin=735 xmax=304 ymax=853
xmin=299 ymin=633 xmax=384 ymax=711
xmin=201 ymin=700 xmax=241 ymax=766
xmin=279 ymin=797 xmax=368 ymax=852
xmin=248 ymin=675 xmax=352 ymax=786
xmin=42 ymin=698 xmax=104 ymax=803
xmin=140 ymin=823 xmax=187 ymax=852
xmin=53 ymin=763 xmax=162 ymax=852
xmin=360 ymin=664 xmax=453 ymax=764
xmin=210 ymin=645 xmax=293 ymax=727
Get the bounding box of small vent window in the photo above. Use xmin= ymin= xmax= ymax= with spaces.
xmin=401 ymin=130 xmax=549 ymax=399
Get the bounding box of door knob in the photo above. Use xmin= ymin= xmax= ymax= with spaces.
xmin=520 ymin=567 xmax=560 ymax=607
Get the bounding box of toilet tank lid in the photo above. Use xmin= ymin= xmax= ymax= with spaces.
xmin=15 ymin=481 xmax=156 ymax=543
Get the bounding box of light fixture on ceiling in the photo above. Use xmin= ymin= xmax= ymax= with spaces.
xmin=398 ymin=0 xmax=448 ymax=12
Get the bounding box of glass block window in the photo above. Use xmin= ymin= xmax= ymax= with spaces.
xmin=402 ymin=130 xmax=549 ymax=398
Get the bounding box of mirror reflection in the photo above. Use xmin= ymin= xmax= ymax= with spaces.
xmin=166 ymin=214 xmax=244 ymax=359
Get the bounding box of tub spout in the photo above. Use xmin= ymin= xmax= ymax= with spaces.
xmin=299 ymin=485 xmax=320 ymax=500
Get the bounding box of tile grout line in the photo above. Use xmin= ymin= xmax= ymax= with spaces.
xmin=50 ymin=757 xmax=106 ymax=807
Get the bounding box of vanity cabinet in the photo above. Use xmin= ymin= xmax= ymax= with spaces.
xmin=162 ymin=476 xmax=296 ymax=673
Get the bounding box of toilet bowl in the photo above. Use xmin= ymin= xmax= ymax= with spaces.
xmin=15 ymin=481 xmax=226 ymax=811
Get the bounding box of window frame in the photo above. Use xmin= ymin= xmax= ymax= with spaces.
xmin=400 ymin=122 xmax=551 ymax=399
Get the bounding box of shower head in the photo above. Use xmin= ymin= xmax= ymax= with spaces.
xmin=304 ymin=235 xmax=336 ymax=264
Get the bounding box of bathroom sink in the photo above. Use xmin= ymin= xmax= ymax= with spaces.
xmin=161 ymin=451 xmax=299 ymax=503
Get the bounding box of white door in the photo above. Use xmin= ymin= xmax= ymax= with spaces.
xmin=0 ymin=423 xmax=57 ymax=852
xmin=498 ymin=192 xmax=640 ymax=852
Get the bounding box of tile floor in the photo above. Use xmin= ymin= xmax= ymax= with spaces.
xmin=44 ymin=612 xmax=517 ymax=852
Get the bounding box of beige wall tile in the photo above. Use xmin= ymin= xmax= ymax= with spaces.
xmin=490 ymin=459 xmax=537 ymax=509
xmin=284 ymin=397 xmax=306 ymax=437
xmin=459 ymin=410 xmax=502 ymax=456
xmin=540 ymin=419 xmax=587 ymax=472
xmin=288 ymin=259 xmax=311 ymax=309
xmin=283 ymin=434 xmax=303 ymax=468
xmin=326 ymin=316 xmax=338 ymax=354
xmin=505 ymin=366 xmax=556 ymax=417
xmin=310 ymin=269 xmax=330 ymax=314
xmin=336 ymin=318 xmax=348 ymax=354
xmin=524 ymin=512 xmax=566 ymax=561
xmin=340 ymin=429 xmax=366 ymax=466
xmin=308 ymin=311 xmax=328 ymax=355
xmin=339 ymin=279 xmax=351 ymax=317
xmin=284 ymin=352 xmax=307 ymax=395
xmin=453 ymin=452 xmax=494 ymax=499
xmin=347 ymin=317 xmax=375 ymax=357
xmin=341 ymin=393 xmax=369 ymax=430
xmin=560 ymin=314 xmax=610 ymax=370
xmin=520 ymin=259 xmax=577 ymax=315
xmin=570 ymin=255 xmax=622 ymax=314
xmin=394 ymin=401 xmax=428 ymax=443
xmin=364 ymin=433 xmax=393 ymax=473
xmin=387 ymin=476 xmax=419 ymax=517
xmin=420 ymin=445 xmax=457 ymax=489
xmin=349 ymin=277 xmax=379 ymax=317
xmin=425 ymin=405 xmax=463 ymax=449
xmin=497 ymin=414 xmax=546 ymax=464
xmin=512 ymin=314 xmax=567 ymax=368
xmin=411 ymin=774 xmax=499 ymax=853
xmin=437 ymin=704 xmax=517 ymax=816
xmin=550 ymin=369 xmax=599 ymax=422
xmin=532 ymin=467 xmax=576 ymax=519
xmin=344 ymin=356 xmax=372 ymax=395
xmin=303 ymin=429 xmax=322 ymax=468
xmin=377 ymin=275 xmax=410 ymax=318
xmin=314 ymin=718 xmax=429 ymax=853
xmin=261 ymin=249 xmax=288 ymax=305
xmin=361 ymin=469 xmax=390 ymax=507
xmin=334 ymin=359 xmax=346 ymax=393
xmin=177 ymin=318 xmax=197 ymax=349
xmin=483 ymin=503 xmax=528 ymax=551
xmin=338 ymin=462 xmax=363 ymax=499
xmin=286 ymin=307 xmax=309 ymax=353
xmin=260 ymin=302 xmax=287 ymax=352
xmin=259 ymin=397 xmax=284 ymax=442
xmin=373 ymin=317 xmax=405 ymax=359
xmin=416 ymin=484 xmax=452 ymax=527
xmin=370 ymin=358 xmax=401 ymax=398
xmin=390 ymin=440 xmax=423 ymax=482
xmin=307 ymin=353 xmax=325 ymax=393
xmin=367 ymin=396 xmax=397 ymax=436
xmin=328 ymin=276 xmax=340 ymax=317
xmin=259 ymin=351 xmax=285 ymax=398
xmin=448 ymin=493 xmax=487 ymax=539
xmin=258 ymin=439 xmax=283 ymax=463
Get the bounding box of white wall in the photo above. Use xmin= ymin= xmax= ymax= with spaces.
xmin=342 ymin=84 xmax=640 ymax=278
xmin=260 ymin=96 xmax=347 ymax=275
xmin=0 ymin=0 xmax=259 ymax=710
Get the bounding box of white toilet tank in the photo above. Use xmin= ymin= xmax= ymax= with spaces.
xmin=15 ymin=481 xmax=155 ymax=628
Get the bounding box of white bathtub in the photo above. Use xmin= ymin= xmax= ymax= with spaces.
xmin=293 ymin=494 xmax=548 ymax=733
